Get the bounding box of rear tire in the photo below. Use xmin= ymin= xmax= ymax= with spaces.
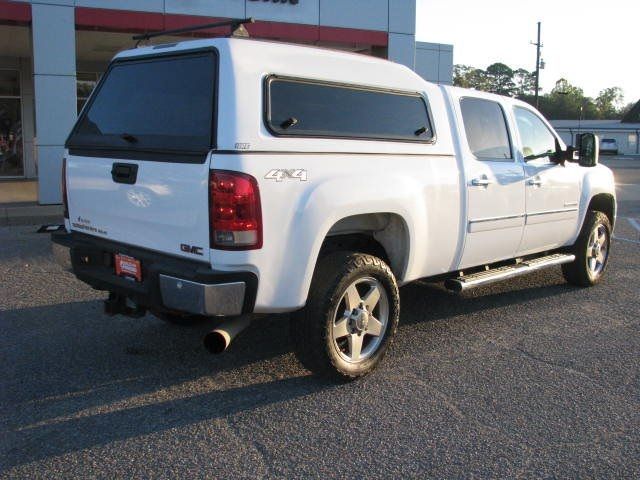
xmin=562 ymin=210 xmax=612 ymax=287
xmin=290 ymin=251 xmax=400 ymax=380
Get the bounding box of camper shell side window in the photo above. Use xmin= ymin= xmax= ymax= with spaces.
xmin=264 ymin=76 xmax=435 ymax=143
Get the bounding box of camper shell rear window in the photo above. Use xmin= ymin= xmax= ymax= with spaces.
xmin=265 ymin=76 xmax=434 ymax=143
xmin=66 ymin=49 xmax=217 ymax=159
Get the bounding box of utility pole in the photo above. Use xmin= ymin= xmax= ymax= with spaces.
xmin=531 ymin=21 xmax=542 ymax=108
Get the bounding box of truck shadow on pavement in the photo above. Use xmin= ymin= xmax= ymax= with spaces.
xmin=2 ymin=270 xmax=577 ymax=468
xmin=400 ymin=269 xmax=575 ymax=326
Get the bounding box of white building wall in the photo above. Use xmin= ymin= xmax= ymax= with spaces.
xmin=389 ymin=0 xmax=416 ymax=34
xmin=552 ymin=120 xmax=640 ymax=156
xmin=320 ymin=0 xmax=388 ymax=31
xmin=415 ymin=41 xmax=454 ymax=85
xmin=31 ymin=2 xmax=77 ymax=204
xmin=248 ymin=0 xmax=318 ymax=25
xmin=555 ymin=129 xmax=640 ymax=156
xmin=165 ymin=0 xmax=245 ymax=18
xmin=75 ymin=0 xmax=163 ymax=12
xmin=389 ymin=33 xmax=415 ymax=69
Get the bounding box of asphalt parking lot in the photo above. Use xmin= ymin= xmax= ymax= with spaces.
xmin=1 ymin=158 xmax=639 ymax=478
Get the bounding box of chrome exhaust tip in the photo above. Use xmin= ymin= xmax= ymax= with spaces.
xmin=203 ymin=315 xmax=251 ymax=354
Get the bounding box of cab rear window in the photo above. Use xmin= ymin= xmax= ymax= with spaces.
xmin=67 ymin=51 xmax=216 ymax=154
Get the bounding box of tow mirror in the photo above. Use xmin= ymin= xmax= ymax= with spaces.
xmin=554 ymin=138 xmax=571 ymax=165
xmin=576 ymin=133 xmax=599 ymax=167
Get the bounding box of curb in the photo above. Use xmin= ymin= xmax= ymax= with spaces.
xmin=0 ymin=204 xmax=64 ymax=227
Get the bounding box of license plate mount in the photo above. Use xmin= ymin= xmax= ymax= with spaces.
xmin=114 ymin=253 xmax=142 ymax=282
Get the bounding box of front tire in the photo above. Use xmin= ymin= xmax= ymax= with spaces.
xmin=290 ymin=252 xmax=400 ymax=380
xmin=562 ymin=210 xmax=612 ymax=286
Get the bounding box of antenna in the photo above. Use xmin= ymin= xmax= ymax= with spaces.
xmin=132 ymin=18 xmax=255 ymax=47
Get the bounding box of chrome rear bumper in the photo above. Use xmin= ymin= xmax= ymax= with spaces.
xmin=159 ymin=275 xmax=245 ymax=317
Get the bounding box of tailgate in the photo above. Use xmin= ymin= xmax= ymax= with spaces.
xmin=63 ymin=49 xmax=217 ymax=262
xmin=66 ymin=154 xmax=211 ymax=262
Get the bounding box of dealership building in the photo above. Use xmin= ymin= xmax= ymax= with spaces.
xmin=551 ymin=100 xmax=640 ymax=156
xmin=0 ymin=0 xmax=453 ymax=204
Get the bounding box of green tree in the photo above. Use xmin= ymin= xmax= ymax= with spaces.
xmin=552 ymin=78 xmax=583 ymax=97
xmin=453 ymin=63 xmax=628 ymax=120
xmin=620 ymin=102 xmax=635 ymax=118
xmin=513 ymin=68 xmax=536 ymax=97
xmin=453 ymin=64 xmax=473 ymax=88
xmin=535 ymin=79 xmax=598 ymax=120
xmin=485 ymin=63 xmax=516 ymax=96
xmin=595 ymin=87 xmax=624 ymax=119
xmin=453 ymin=64 xmax=489 ymax=91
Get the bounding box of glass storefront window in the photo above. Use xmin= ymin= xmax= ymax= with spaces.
xmin=77 ymin=72 xmax=101 ymax=114
xmin=0 ymin=69 xmax=23 ymax=177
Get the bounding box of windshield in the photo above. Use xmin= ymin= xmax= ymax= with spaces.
xmin=67 ymin=51 xmax=216 ymax=153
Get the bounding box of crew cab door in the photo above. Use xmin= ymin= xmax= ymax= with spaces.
xmin=512 ymin=106 xmax=580 ymax=254
xmin=455 ymin=96 xmax=525 ymax=269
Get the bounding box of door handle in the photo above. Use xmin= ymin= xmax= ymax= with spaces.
xmin=527 ymin=177 xmax=544 ymax=187
xmin=470 ymin=176 xmax=492 ymax=187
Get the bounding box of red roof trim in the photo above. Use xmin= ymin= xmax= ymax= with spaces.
xmin=319 ymin=26 xmax=387 ymax=46
xmin=75 ymin=7 xmax=163 ymax=34
xmin=74 ymin=8 xmax=388 ymax=47
xmin=248 ymin=21 xmax=321 ymax=43
xmin=0 ymin=0 xmax=31 ymax=25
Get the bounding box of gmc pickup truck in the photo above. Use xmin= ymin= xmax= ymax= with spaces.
xmin=53 ymin=34 xmax=616 ymax=379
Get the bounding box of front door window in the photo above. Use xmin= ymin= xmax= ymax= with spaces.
xmin=0 ymin=70 xmax=23 ymax=177
xmin=514 ymin=107 xmax=556 ymax=162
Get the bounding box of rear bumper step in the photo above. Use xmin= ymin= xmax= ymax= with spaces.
xmin=445 ymin=253 xmax=575 ymax=293
xmin=159 ymin=275 xmax=246 ymax=317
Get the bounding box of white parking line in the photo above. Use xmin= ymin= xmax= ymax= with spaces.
xmin=629 ymin=218 xmax=640 ymax=233
xmin=614 ymin=236 xmax=640 ymax=245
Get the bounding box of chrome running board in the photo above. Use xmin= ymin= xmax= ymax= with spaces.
xmin=444 ymin=253 xmax=575 ymax=293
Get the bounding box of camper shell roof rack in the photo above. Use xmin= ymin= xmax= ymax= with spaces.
xmin=132 ymin=18 xmax=255 ymax=47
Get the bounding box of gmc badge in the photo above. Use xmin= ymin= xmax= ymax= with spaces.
xmin=180 ymin=244 xmax=204 ymax=256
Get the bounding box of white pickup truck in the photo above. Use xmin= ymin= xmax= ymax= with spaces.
xmin=53 ymin=34 xmax=616 ymax=379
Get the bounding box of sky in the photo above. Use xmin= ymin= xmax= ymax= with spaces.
xmin=416 ymin=0 xmax=639 ymax=106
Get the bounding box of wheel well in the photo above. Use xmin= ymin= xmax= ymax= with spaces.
xmin=319 ymin=213 xmax=409 ymax=279
xmin=321 ymin=233 xmax=389 ymax=263
xmin=588 ymin=193 xmax=616 ymax=227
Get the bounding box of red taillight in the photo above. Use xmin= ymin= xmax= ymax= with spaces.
xmin=62 ymin=158 xmax=69 ymax=219
xmin=209 ymin=170 xmax=262 ymax=250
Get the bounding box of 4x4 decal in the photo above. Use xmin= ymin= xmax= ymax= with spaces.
xmin=264 ymin=169 xmax=308 ymax=182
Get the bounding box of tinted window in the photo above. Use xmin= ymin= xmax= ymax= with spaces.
xmin=267 ymin=78 xmax=433 ymax=142
xmin=514 ymin=107 xmax=556 ymax=161
xmin=460 ymin=97 xmax=512 ymax=160
xmin=68 ymin=52 xmax=216 ymax=152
